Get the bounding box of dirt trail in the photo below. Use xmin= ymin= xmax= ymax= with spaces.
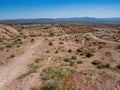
xmin=87 ymin=33 xmax=120 ymax=44
xmin=0 ymin=39 xmax=43 ymax=89
xmin=81 ymin=33 xmax=119 ymax=46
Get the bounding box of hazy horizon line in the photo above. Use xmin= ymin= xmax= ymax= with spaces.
xmin=1 ymin=16 xmax=120 ymax=21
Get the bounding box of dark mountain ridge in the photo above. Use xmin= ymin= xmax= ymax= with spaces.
xmin=0 ymin=17 xmax=120 ymax=24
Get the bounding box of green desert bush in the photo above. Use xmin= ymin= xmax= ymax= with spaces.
xmin=42 ymin=67 xmax=64 ymax=79
xmin=80 ymin=49 xmax=94 ymax=58
xmin=55 ymin=50 xmax=59 ymax=54
xmin=0 ymin=62 xmax=3 ymax=65
xmin=51 ymin=68 xmax=64 ymax=79
xmin=41 ymin=73 xmax=50 ymax=80
xmin=77 ymin=60 xmax=83 ymax=64
xmin=0 ymin=38 xmax=2 ymax=42
xmin=64 ymin=58 xmax=71 ymax=62
xmin=97 ymin=63 xmax=109 ymax=69
xmin=9 ymin=54 xmax=15 ymax=58
xmin=30 ymin=87 xmax=39 ymax=90
xmin=31 ymin=38 xmax=35 ymax=42
xmin=0 ymin=47 xmax=4 ymax=51
xmin=76 ymin=49 xmax=81 ymax=52
xmin=49 ymin=41 xmax=53 ymax=46
xmin=92 ymin=60 xmax=110 ymax=69
xmin=98 ymin=45 xmax=103 ymax=50
xmin=6 ymin=44 xmax=12 ymax=48
xmin=28 ymin=64 xmax=39 ymax=73
xmin=69 ymin=61 xmax=75 ymax=67
xmin=116 ymin=64 xmax=120 ymax=69
xmin=58 ymin=42 xmax=64 ymax=44
xmin=71 ymin=55 xmax=77 ymax=60
xmin=92 ymin=60 xmax=101 ymax=65
xmin=116 ymin=44 xmax=120 ymax=49
xmin=42 ymin=67 xmax=53 ymax=74
xmin=49 ymin=32 xmax=55 ymax=37
xmin=34 ymin=58 xmax=43 ymax=63
xmin=15 ymin=38 xmax=23 ymax=45
xmin=45 ymin=50 xmax=50 ymax=53
xmin=85 ymin=51 xmax=94 ymax=58
xmin=42 ymin=81 xmax=60 ymax=90
xmin=68 ymin=49 xmax=72 ymax=53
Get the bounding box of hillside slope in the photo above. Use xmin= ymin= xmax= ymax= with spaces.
xmin=0 ymin=24 xmax=20 ymax=39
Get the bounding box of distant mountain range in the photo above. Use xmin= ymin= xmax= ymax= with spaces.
xmin=0 ymin=17 xmax=120 ymax=24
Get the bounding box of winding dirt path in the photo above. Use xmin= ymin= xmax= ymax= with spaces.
xmin=0 ymin=39 xmax=43 ymax=89
xmin=81 ymin=33 xmax=120 ymax=46
xmin=87 ymin=33 xmax=120 ymax=44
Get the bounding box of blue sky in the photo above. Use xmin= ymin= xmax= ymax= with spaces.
xmin=0 ymin=0 xmax=120 ymax=19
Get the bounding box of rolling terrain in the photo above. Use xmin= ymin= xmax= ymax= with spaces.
xmin=0 ymin=23 xmax=120 ymax=90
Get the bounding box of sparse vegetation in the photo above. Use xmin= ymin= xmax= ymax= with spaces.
xmin=116 ymin=44 xmax=120 ymax=49
xmin=80 ymin=70 xmax=96 ymax=76
xmin=30 ymin=87 xmax=39 ymax=90
xmin=45 ymin=50 xmax=50 ymax=53
xmin=92 ymin=60 xmax=101 ymax=65
xmin=80 ymin=49 xmax=94 ymax=58
xmin=42 ymin=67 xmax=64 ymax=79
xmin=0 ymin=47 xmax=4 ymax=51
xmin=34 ymin=58 xmax=43 ymax=63
xmin=49 ymin=32 xmax=55 ymax=37
xmin=42 ymin=81 xmax=60 ymax=90
xmin=5 ymin=38 xmax=23 ymax=49
xmin=98 ymin=45 xmax=103 ymax=50
xmin=92 ymin=60 xmax=110 ymax=69
xmin=68 ymin=49 xmax=72 ymax=53
xmin=0 ymin=38 xmax=2 ymax=42
xmin=116 ymin=64 xmax=120 ymax=69
xmin=49 ymin=41 xmax=53 ymax=46
xmin=28 ymin=64 xmax=39 ymax=72
xmin=69 ymin=61 xmax=75 ymax=67
xmin=51 ymin=68 xmax=64 ymax=79
xmin=97 ymin=63 xmax=109 ymax=69
xmin=9 ymin=54 xmax=15 ymax=58
xmin=55 ymin=50 xmax=59 ymax=54
xmin=64 ymin=58 xmax=71 ymax=62
xmin=85 ymin=51 xmax=94 ymax=58
xmin=58 ymin=42 xmax=64 ymax=44
xmin=41 ymin=73 xmax=50 ymax=80
xmin=77 ymin=48 xmax=81 ymax=52
xmin=0 ymin=24 xmax=120 ymax=90
xmin=71 ymin=55 xmax=77 ymax=60
xmin=77 ymin=60 xmax=83 ymax=64
xmin=6 ymin=44 xmax=12 ymax=48
xmin=31 ymin=38 xmax=35 ymax=42
xmin=0 ymin=62 xmax=3 ymax=65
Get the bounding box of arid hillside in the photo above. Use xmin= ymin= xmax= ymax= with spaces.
xmin=0 ymin=24 xmax=120 ymax=90
xmin=0 ymin=24 xmax=20 ymax=39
